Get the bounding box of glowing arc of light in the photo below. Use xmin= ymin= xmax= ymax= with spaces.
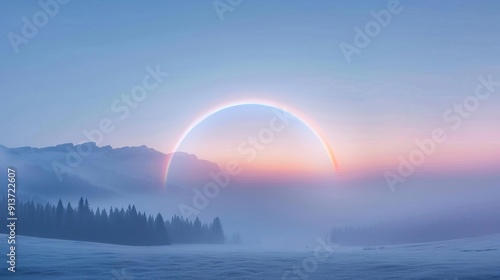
xmin=163 ymin=99 xmax=339 ymax=185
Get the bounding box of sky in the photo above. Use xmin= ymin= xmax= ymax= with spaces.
xmin=1 ymin=0 xmax=500 ymax=178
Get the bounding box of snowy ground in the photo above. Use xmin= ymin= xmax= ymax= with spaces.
xmin=0 ymin=234 xmax=499 ymax=279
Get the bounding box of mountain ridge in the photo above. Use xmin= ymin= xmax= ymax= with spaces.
xmin=0 ymin=142 xmax=221 ymax=199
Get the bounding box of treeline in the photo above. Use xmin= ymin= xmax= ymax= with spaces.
xmin=0 ymin=197 xmax=225 ymax=246
xmin=329 ymin=215 xmax=500 ymax=246
xmin=168 ymin=215 xmax=224 ymax=244
xmin=329 ymin=225 xmax=437 ymax=246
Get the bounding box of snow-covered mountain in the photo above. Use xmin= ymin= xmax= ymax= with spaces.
xmin=0 ymin=143 xmax=220 ymax=199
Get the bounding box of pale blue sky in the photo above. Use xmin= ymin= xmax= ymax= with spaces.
xmin=1 ymin=0 xmax=499 ymax=171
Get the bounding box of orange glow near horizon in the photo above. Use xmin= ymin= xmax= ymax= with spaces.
xmin=163 ymin=99 xmax=339 ymax=186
